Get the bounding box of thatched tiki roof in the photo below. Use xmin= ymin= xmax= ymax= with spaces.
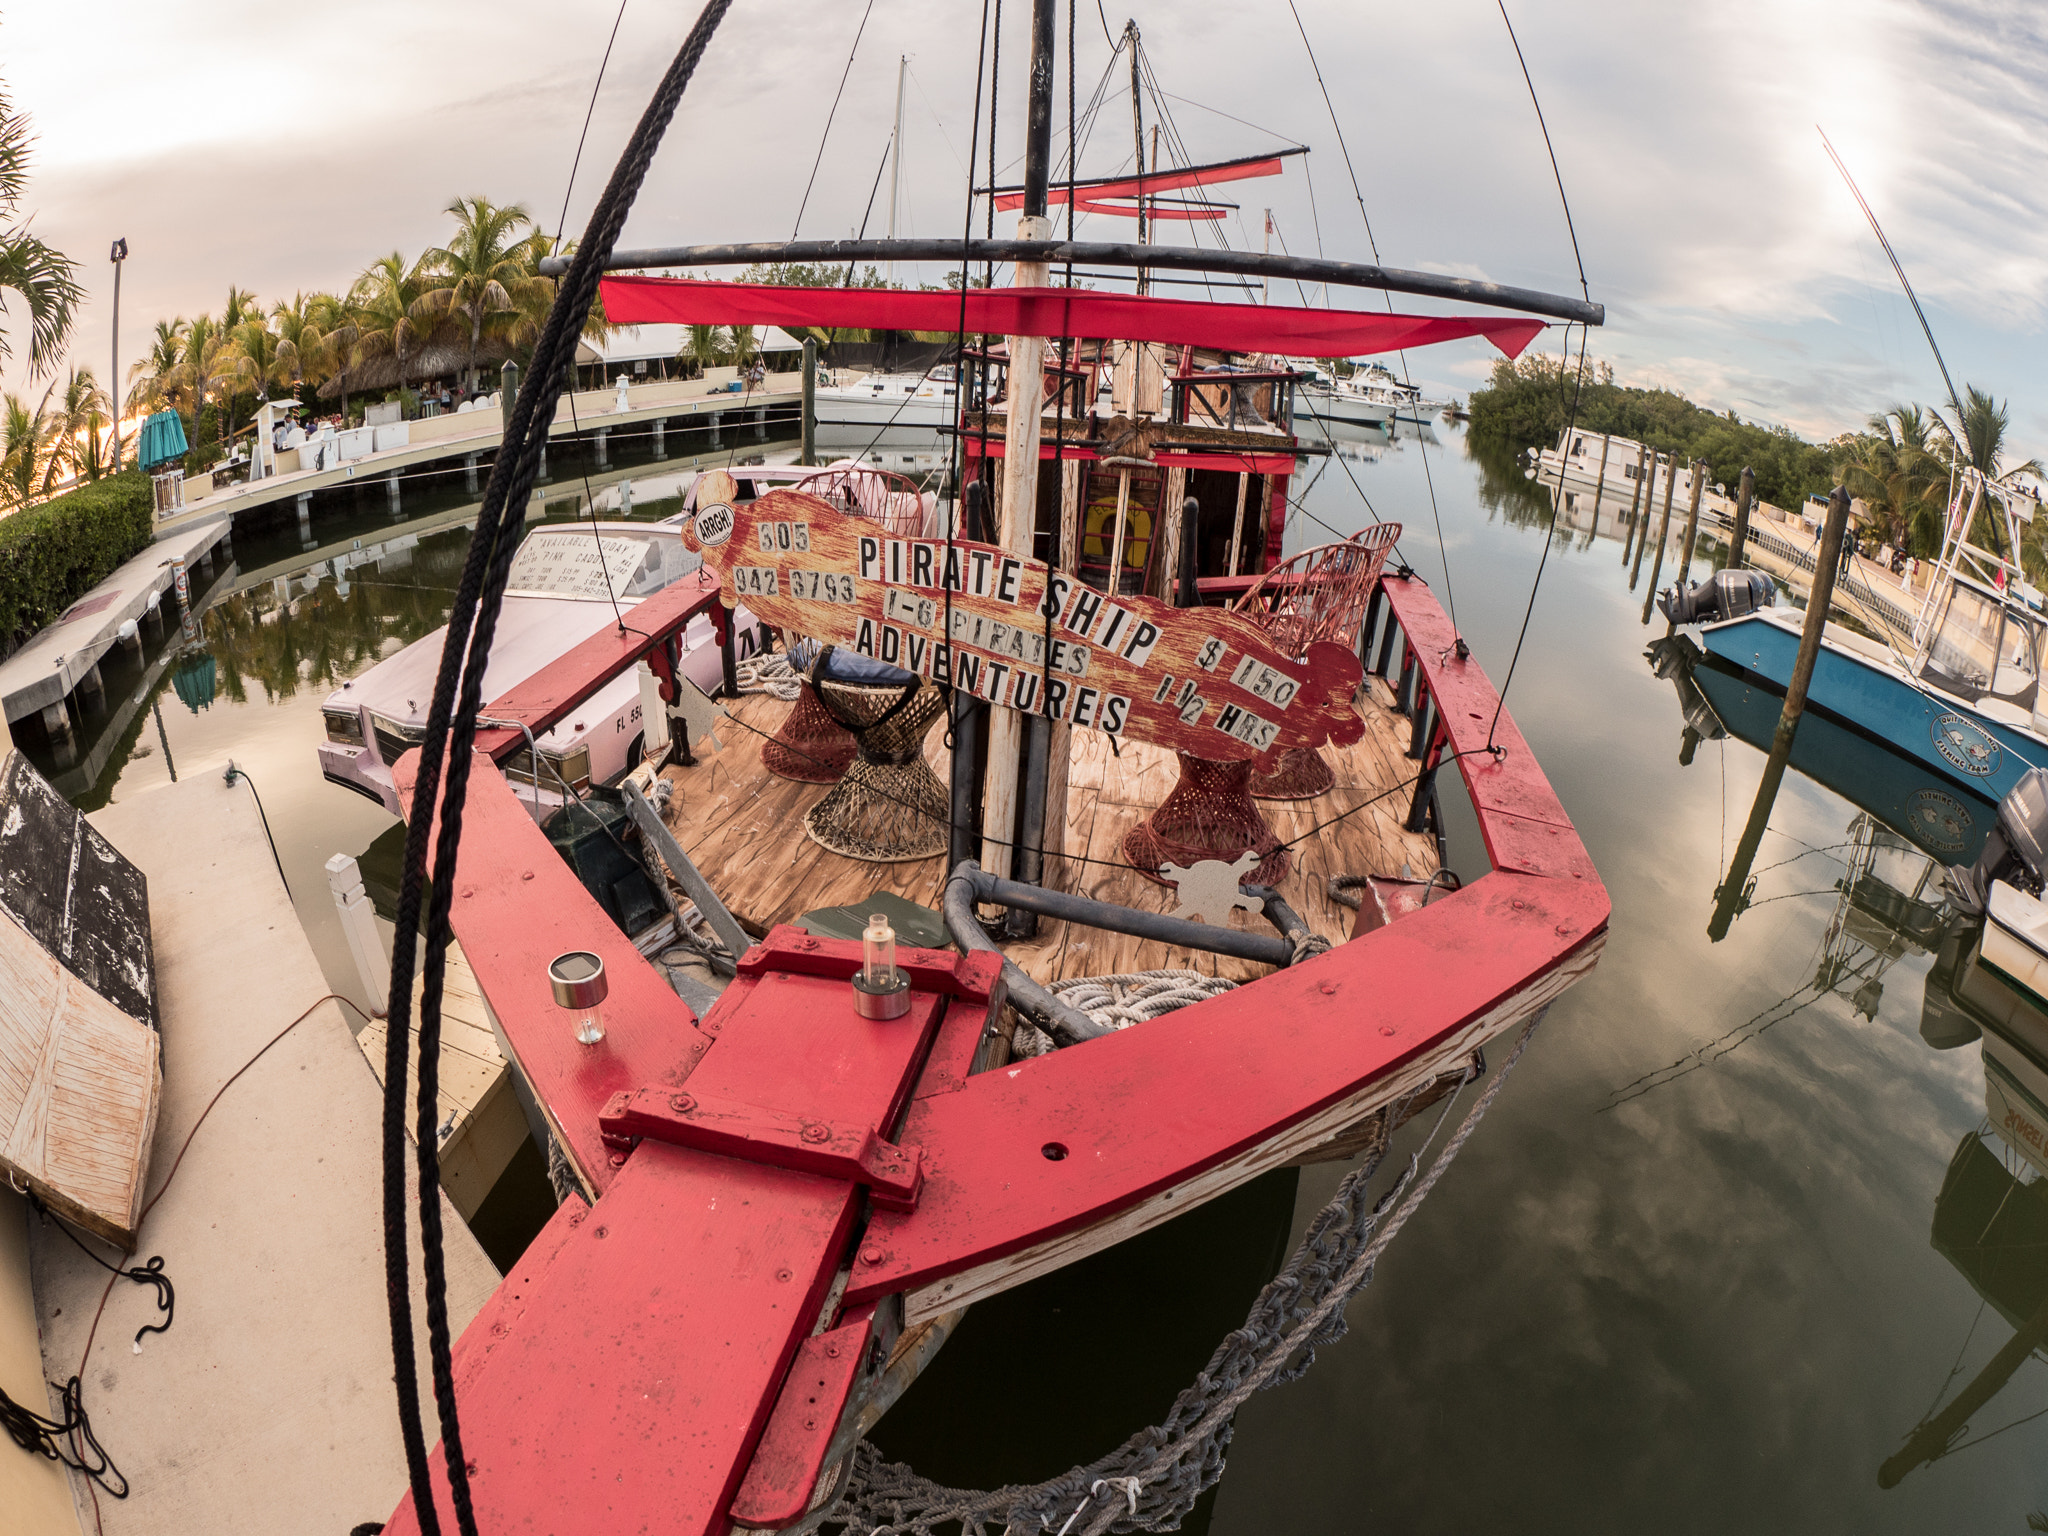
xmin=317 ymin=334 xmax=605 ymax=398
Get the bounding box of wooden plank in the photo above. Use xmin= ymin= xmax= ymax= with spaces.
xmin=0 ymin=904 xmax=158 ymax=1244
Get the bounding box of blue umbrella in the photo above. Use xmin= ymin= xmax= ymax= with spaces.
xmin=171 ymin=651 xmax=215 ymax=713
xmin=138 ymin=410 xmax=189 ymax=472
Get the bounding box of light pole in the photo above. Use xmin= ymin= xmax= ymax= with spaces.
xmin=109 ymin=238 xmax=128 ymax=468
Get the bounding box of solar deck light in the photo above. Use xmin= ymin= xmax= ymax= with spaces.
xmin=550 ymin=951 xmax=608 ymax=1044
xmin=852 ymin=913 xmax=910 ymax=1019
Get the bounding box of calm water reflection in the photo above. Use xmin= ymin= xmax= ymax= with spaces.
xmin=14 ymin=419 xmax=2047 ymax=1528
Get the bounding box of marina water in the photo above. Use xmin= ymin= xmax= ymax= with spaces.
xmin=19 ymin=422 xmax=2043 ymax=1530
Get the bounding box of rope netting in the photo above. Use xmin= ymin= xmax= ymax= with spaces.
xmin=802 ymin=1008 xmax=1549 ymax=1536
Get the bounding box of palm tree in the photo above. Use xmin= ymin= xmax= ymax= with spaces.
xmin=683 ymin=323 xmax=727 ymax=377
xmin=0 ymin=388 xmax=54 ymax=508
xmin=346 ymin=251 xmax=444 ymax=396
xmin=271 ymin=292 xmax=344 ymax=397
xmin=1843 ymin=405 xmax=1947 ymax=556
xmin=128 ymin=316 xmax=190 ymax=420
xmin=218 ymin=285 xmax=261 ymax=335
xmin=46 ymin=366 xmax=110 ymax=484
xmin=418 ymin=196 xmax=550 ymax=393
xmin=0 ymin=89 xmax=83 ymax=378
xmin=1930 ymin=385 xmax=2045 ymax=487
xmin=217 ymin=318 xmax=294 ymax=408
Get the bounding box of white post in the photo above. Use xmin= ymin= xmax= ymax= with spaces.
xmin=636 ymin=661 xmax=671 ymax=758
xmin=325 ymin=852 xmax=388 ymax=1014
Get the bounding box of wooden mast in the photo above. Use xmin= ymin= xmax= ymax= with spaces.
xmin=980 ymin=0 xmax=1058 ymax=880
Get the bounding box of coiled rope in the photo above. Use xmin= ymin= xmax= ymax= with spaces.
xmin=1013 ymin=970 xmax=1238 ymax=1058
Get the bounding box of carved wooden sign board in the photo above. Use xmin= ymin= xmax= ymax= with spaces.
xmin=682 ymin=475 xmax=1364 ymax=761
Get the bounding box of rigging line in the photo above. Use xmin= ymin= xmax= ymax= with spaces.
xmin=1284 ymin=0 xmax=1382 ymax=264
xmin=1922 ymin=1399 xmax=2048 ymax=1463
xmin=1497 ymin=0 xmax=1589 ymax=301
xmin=1489 ymin=322 xmax=1589 ymax=748
xmin=554 ymin=0 xmax=631 ymax=245
xmin=1153 ymin=89 xmax=1308 ymax=150
xmin=905 ymin=63 xmax=969 ymax=180
xmin=1818 ymin=126 xmax=1964 ymax=427
xmin=790 ymin=0 xmax=878 ymax=242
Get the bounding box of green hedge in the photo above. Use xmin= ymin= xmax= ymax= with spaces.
xmin=0 ymin=471 xmax=155 ymax=650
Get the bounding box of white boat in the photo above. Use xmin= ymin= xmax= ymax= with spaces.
xmin=811 ymin=364 xmax=961 ymax=433
xmin=1297 ymin=359 xmax=1443 ymax=434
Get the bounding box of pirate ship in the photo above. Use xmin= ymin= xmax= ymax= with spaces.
xmin=371 ymin=6 xmax=1610 ymax=1533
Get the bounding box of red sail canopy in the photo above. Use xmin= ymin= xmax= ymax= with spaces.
xmin=993 ymin=152 xmax=1288 ymax=213
xmin=601 ymin=276 xmax=1545 ymax=361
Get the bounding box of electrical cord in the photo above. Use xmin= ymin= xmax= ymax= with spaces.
xmin=222 ymin=760 xmax=289 ymax=898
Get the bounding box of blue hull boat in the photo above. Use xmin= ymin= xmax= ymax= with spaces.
xmin=1699 ymin=608 xmax=2047 ymax=804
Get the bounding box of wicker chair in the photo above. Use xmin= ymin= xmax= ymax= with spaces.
xmin=1123 ymin=525 xmax=1400 ymax=886
xmin=762 ymin=468 xmax=934 ymax=782
xmin=801 ymin=651 xmax=950 ymax=863
xmin=1236 ymin=526 xmax=1400 ymax=799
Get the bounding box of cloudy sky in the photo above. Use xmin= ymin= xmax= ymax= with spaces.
xmin=5 ymin=0 xmax=2045 ymax=459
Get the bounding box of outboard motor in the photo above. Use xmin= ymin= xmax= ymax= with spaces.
xmin=1946 ymin=766 xmax=2048 ymax=915
xmin=1657 ymin=568 xmax=1776 ymax=627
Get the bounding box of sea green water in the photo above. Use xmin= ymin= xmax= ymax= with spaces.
xmin=16 ymin=418 xmax=2044 ymax=1530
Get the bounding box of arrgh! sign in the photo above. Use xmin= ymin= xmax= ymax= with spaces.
xmin=683 ymin=482 xmax=1364 ymax=761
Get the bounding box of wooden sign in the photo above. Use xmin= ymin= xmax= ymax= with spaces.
xmin=682 ymin=478 xmax=1363 ymax=762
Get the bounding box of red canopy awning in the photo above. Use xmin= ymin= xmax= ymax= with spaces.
xmin=601 ymin=276 xmax=1545 ymax=361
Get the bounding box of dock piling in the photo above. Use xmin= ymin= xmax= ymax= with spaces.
xmin=1675 ymin=458 xmax=1706 ymax=589
xmin=709 ymin=411 xmax=722 ymax=447
xmin=1629 ymin=453 xmax=1661 ymax=591
xmin=385 ymin=473 xmax=401 ymax=518
xmin=595 ymin=428 xmax=610 ymax=468
xmin=464 ymin=453 xmax=480 ymax=496
xmin=1622 ymin=444 xmax=1648 ymax=566
xmin=653 ymin=417 xmax=666 ymax=459
xmin=325 ymin=853 xmax=389 ymax=1013
xmin=1640 ymin=453 xmax=1679 ymax=621
xmin=1591 ymin=434 xmax=1612 ymax=529
xmin=801 ymin=339 xmax=818 ymax=466
xmin=296 ymin=492 xmax=313 ymax=547
xmin=1708 ymin=485 xmax=1851 ymax=941
xmin=1729 ymin=465 xmax=1755 ymax=567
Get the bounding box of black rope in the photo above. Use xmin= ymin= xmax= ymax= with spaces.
xmin=0 ymin=1373 xmax=127 ymax=1499
xmin=1497 ymin=0 xmax=1589 ymax=303
xmin=27 ymin=1194 xmax=174 ymax=1348
xmin=554 ymin=0 xmax=631 ymax=245
xmin=381 ymin=8 xmax=736 ymax=1535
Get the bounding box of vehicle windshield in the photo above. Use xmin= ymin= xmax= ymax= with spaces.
xmin=1920 ymin=579 xmax=2043 ymax=709
xmin=504 ymin=527 xmax=696 ymax=601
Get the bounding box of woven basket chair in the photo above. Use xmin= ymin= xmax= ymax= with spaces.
xmin=763 ymin=468 xmax=934 ymax=782
xmin=1123 ymin=753 xmax=1292 ymax=887
xmin=1236 ymin=525 xmax=1400 ymax=799
xmin=802 ymin=664 xmax=951 ymax=863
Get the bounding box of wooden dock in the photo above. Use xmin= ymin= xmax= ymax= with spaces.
xmin=658 ymin=674 xmax=1437 ymax=986
xmin=357 ymin=940 xmax=527 ymax=1223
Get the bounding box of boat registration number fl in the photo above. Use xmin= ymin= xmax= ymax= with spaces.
xmin=683 ymin=475 xmax=1367 ymax=762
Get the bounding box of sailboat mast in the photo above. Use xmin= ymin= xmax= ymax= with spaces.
xmin=981 ymin=0 xmax=1059 ymax=879
xmin=1129 ymin=22 xmax=1147 ymax=294
xmin=887 ymin=56 xmax=907 ymax=283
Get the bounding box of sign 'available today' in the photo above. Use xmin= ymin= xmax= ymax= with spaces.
xmin=683 ymin=480 xmax=1365 ymax=762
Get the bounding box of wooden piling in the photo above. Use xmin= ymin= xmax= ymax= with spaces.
xmin=1637 ymin=453 xmax=1679 ymax=614
xmin=1621 ymin=443 xmax=1648 ymax=565
xmin=1708 ymin=486 xmax=1851 ymax=941
xmin=1629 ymin=453 xmax=1660 ymax=587
xmin=1728 ymin=465 xmax=1755 ymax=567
xmin=1675 ymin=458 xmax=1706 ymax=588
xmin=1590 ymin=434 xmax=1613 ymax=533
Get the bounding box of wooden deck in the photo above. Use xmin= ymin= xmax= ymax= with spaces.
xmin=656 ymin=672 xmax=1437 ymax=988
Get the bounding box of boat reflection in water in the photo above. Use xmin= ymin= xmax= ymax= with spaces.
xmin=1652 ymin=633 xmax=2048 ymax=1493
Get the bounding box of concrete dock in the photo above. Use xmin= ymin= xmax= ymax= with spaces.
xmin=158 ymin=369 xmax=800 ymax=538
xmin=0 ymin=517 xmax=231 ymax=732
xmin=27 ymin=771 xmax=498 ymax=1535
